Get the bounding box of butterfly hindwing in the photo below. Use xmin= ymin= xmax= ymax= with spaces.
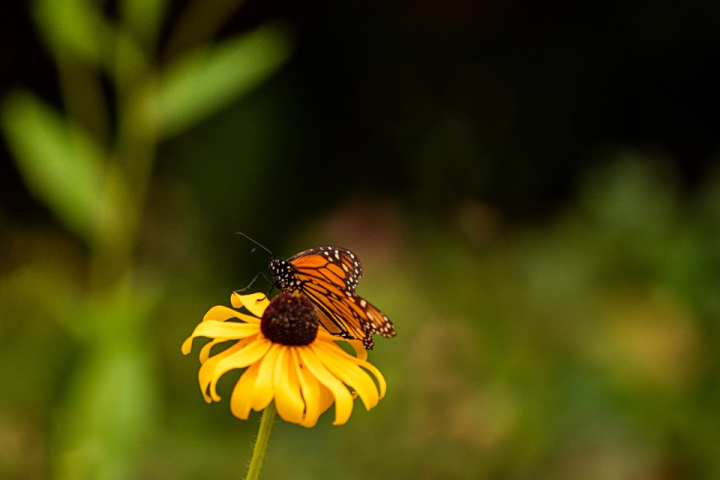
xmin=301 ymin=281 xmax=365 ymax=339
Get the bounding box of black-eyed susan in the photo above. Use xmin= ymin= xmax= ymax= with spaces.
xmin=182 ymin=291 xmax=387 ymax=428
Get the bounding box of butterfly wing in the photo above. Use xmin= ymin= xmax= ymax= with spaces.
xmin=287 ymin=246 xmax=362 ymax=292
xmin=287 ymin=246 xmax=395 ymax=349
xmin=299 ymin=279 xmax=395 ymax=349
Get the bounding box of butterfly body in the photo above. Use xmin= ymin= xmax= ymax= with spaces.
xmin=269 ymin=246 xmax=395 ymax=349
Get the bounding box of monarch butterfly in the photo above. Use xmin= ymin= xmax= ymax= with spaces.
xmin=238 ymin=234 xmax=396 ymax=350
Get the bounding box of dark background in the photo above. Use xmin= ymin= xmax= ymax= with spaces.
xmin=1 ymin=1 xmax=719 ymax=479
xmin=3 ymin=0 xmax=719 ymax=224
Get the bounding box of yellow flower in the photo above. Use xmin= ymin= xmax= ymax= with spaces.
xmin=182 ymin=292 xmax=387 ymax=427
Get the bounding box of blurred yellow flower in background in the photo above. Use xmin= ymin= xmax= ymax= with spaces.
xmin=183 ymin=292 xmax=386 ymax=427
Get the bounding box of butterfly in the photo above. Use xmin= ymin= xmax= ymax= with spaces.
xmin=269 ymin=246 xmax=396 ymax=350
xmin=237 ymin=234 xmax=395 ymax=349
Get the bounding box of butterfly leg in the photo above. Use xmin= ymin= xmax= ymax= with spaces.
xmin=235 ymin=271 xmax=275 ymax=294
xmin=261 ymin=283 xmax=276 ymax=301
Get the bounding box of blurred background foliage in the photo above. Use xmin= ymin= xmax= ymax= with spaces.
xmin=1 ymin=0 xmax=719 ymax=479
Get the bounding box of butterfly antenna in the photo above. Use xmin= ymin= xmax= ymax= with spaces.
xmin=236 ymin=232 xmax=274 ymax=257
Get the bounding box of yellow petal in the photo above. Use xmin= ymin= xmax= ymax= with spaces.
xmin=347 ymin=340 xmax=367 ymax=361
xmin=190 ymin=320 xmax=260 ymax=341
xmin=199 ymin=339 xmax=224 ymax=363
xmin=315 ymin=332 xmax=367 ymax=362
xmin=208 ymin=336 xmax=270 ymax=401
xmin=200 ymin=336 xmax=271 ymax=402
xmin=273 ymin=347 xmax=305 ymax=425
xmin=293 ymin=349 xmax=321 ymax=427
xmin=203 ymin=305 xmax=259 ymax=323
xmin=234 ymin=292 xmax=270 ymax=318
xmin=198 ymin=336 xmax=256 ymax=364
xmin=182 ymin=319 xmax=257 ymax=357
xmin=298 ymin=346 xmax=353 ymax=425
xmin=230 ymin=293 xmax=243 ymax=309
xmin=230 ymin=362 xmax=262 ymax=420
xmin=311 ymin=342 xmax=378 ymax=410
xmin=337 ymin=349 xmax=387 ymax=399
xmin=316 ymin=330 xmax=335 ymax=341
xmin=250 ymin=344 xmax=281 ymax=412
xmin=198 ymin=341 xmax=245 ymax=402
xmin=318 ymin=383 xmax=335 ymax=415
xmin=181 ymin=336 xmax=195 ymax=355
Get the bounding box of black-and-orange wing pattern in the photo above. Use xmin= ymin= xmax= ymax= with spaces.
xmin=269 ymin=246 xmax=396 ymax=349
xmin=288 ymin=246 xmax=362 ymax=292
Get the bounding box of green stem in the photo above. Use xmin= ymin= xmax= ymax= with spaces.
xmin=245 ymin=402 xmax=276 ymax=480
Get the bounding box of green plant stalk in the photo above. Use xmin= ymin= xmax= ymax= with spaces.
xmin=246 ymin=402 xmax=277 ymax=480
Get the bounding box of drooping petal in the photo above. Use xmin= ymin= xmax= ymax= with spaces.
xmin=197 ymin=341 xmax=244 ymax=402
xmin=199 ymin=339 xmax=225 ymax=363
xmin=203 ymin=305 xmax=259 ymax=324
xmin=293 ymin=349 xmax=322 ymax=427
xmin=230 ymin=362 xmax=261 ymax=419
xmin=207 ymin=336 xmax=270 ymax=401
xmin=336 ymin=348 xmax=387 ymax=399
xmin=315 ymin=331 xmax=368 ymax=361
xmin=273 ymin=347 xmax=305 ymax=425
xmin=298 ymin=346 xmax=353 ymax=425
xmin=317 ymin=383 xmax=335 ymax=417
xmin=311 ymin=341 xmax=379 ymax=410
xmin=233 ymin=292 xmax=270 ymax=318
xmin=250 ymin=344 xmax=281 ymax=412
xmin=181 ymin=336 xmax=195 ymax=355
xmin=200 ymin=335 xmax=271 ymax=402
xmin=354 ymin=362 xmax=386 ymax=399
xmin=346 ymin=340 xmax=367 ymax=361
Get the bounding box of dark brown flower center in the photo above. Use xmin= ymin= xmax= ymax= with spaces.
xmin=261 ymin=293 xmax=319 ymax=346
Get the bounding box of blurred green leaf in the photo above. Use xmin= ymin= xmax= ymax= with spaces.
xmin=1 ymin=91 xmax=104 ymax=239
xmin=141 ymin=24 xmax=293 ymax=138
xmin=112 ymin=27 xmax=151 ymax=94
xmin=163 ymin=0 xmax=247 ymax=59
xmin=53 ymin=279 xmax=162 ymax=479
xmin=121 ymin=0 xmax=168 ymax=48
xmin=33 ymin=0 xmax=111 ymax=65
xmin=54 ymin=346 xmax=157 ymax=480
xmin=35 ymin=0 xmax=149 ymax=91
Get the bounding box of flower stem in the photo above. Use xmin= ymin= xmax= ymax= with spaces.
xmin=245 ymin=402 xmax=276 ymax=480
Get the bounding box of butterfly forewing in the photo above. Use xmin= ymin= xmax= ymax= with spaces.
xmin=288 ymin=246 xmax=362 ymax=292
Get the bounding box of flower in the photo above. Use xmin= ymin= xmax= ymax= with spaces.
xmin=182 ymin=292 xmax=387 ymax=427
